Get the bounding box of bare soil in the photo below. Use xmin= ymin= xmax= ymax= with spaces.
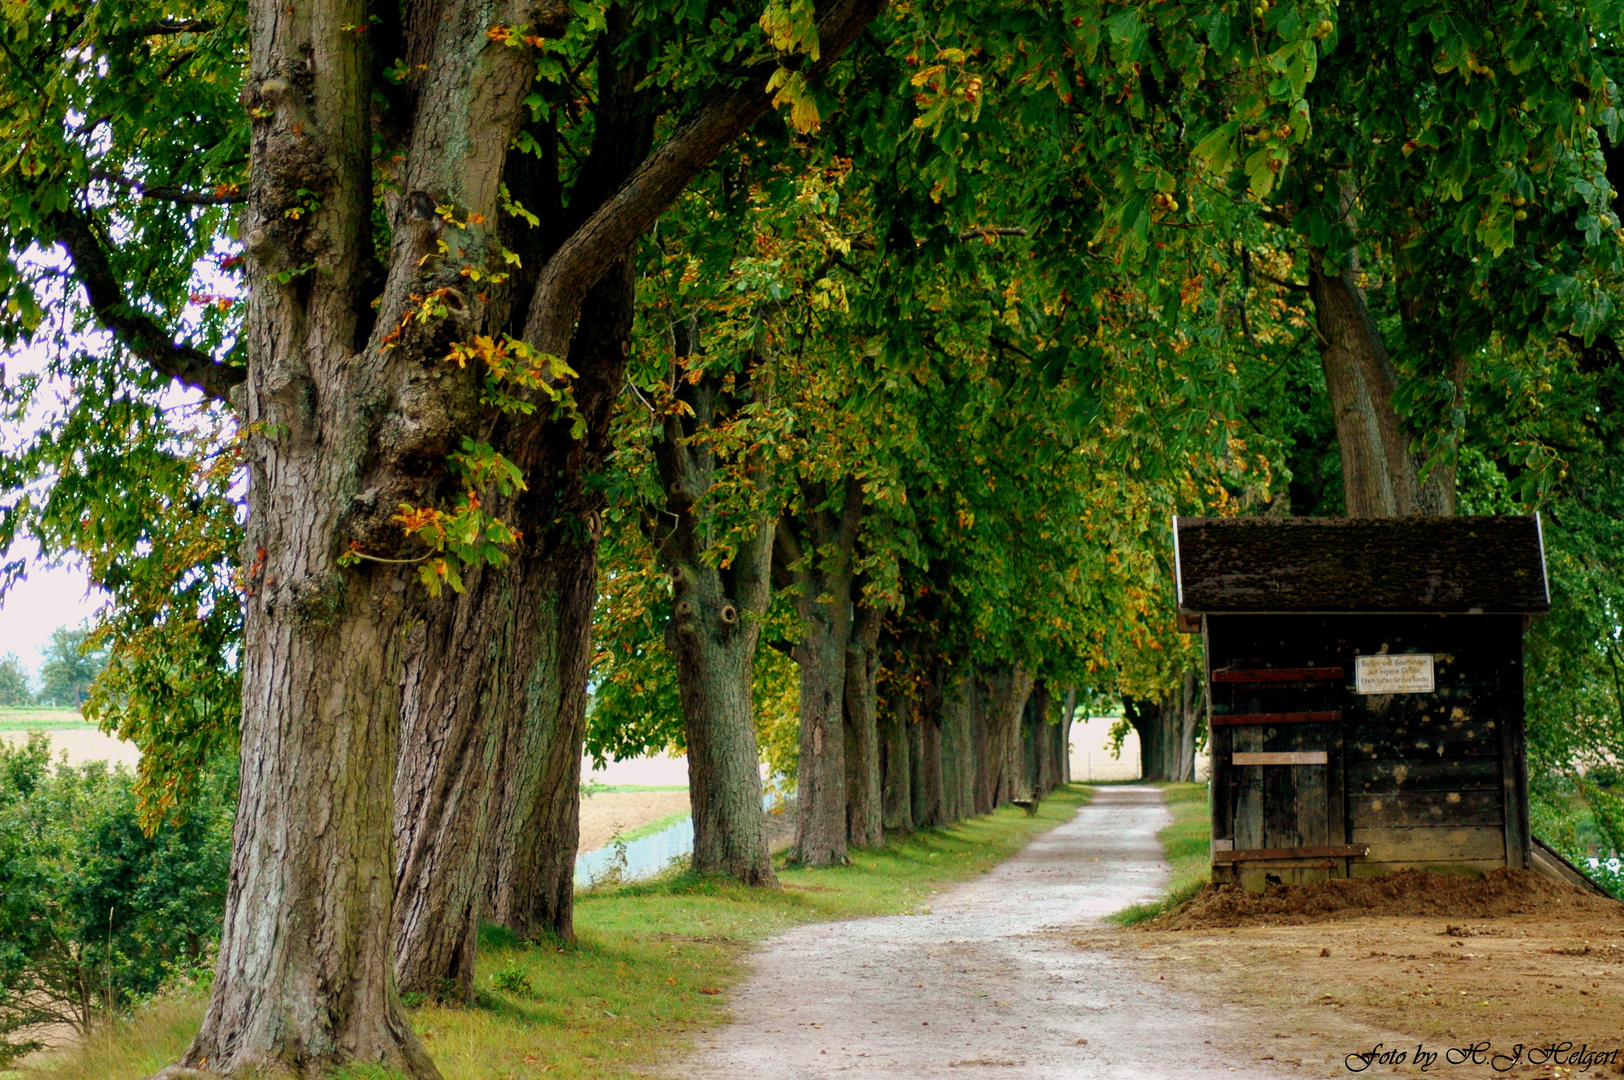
xmin=1105 ymin=873 xmax=1624 ymax=1078
xmin=577 ymin=789 xmax=691 ymax=853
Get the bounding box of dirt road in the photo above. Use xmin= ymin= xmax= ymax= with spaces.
xmin=668 ymin=785 xmax=1290 ymax=1079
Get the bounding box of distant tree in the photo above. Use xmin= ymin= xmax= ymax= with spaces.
xmin=37 ymin=629 xmax=105 ymax=710
xmin=0 ymin=656 xmax=31 ymax=709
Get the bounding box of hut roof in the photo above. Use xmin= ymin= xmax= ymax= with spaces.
xmin=1173 ymin=516 xmax=1550 ymax=616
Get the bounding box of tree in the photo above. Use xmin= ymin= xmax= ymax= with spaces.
xmin=0 ymin=656 xmax=31 ymax=709
xmin=38 ymin=628 xmax=106 ymax=710
xmin=3 ymin=0 xmax=886 ymax=1072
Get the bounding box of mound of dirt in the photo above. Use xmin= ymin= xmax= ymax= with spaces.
xmin=1151 ymin=868 xmax=1622 ymax=930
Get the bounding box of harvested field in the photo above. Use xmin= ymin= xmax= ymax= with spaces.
xmin=577 ymin=788 xmax=690 ymax=853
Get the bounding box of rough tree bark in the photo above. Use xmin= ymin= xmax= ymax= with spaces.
xmin=1057 ymin=686 xmax=1077 ymax=786
xmin=971 ymin=677 xmax=993 ymax=815
xmin=843 ymin=593 xmax=884 ymax=848
xmin=651 ymin=337 xmax=777 ymax=886
xmin=879 ymin=669 xmax=913 ymax=833
xmin=1307 ymin=226 xmax=1463 ymax=519
xmin=1124 ymin=694 xmax=1171 ymax=782
xmin=981 ymin=667 xmax=1034 ymax=808
xmin=170 ymin=0 xmax=886 ymax=1071
xmin=1026 ymin=682 xmax=1054 ymax=798
xmin=780 ymin=477 xmax=864 ymax=865
xmin=939 ymin=668 xmax=976 ymax=822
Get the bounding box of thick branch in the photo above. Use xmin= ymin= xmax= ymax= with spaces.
xmin=47 ymin=208 xmax=244 ymax=402
xmin=523 ymin=0 xmax=885 ymax=358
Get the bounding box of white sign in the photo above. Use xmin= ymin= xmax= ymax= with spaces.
xmin=1354 ymin=654 xmax=1435 ymax=694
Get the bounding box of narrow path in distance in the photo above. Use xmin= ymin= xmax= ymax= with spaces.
xmin=665 ymin=785 xmax=1294 ymax=1080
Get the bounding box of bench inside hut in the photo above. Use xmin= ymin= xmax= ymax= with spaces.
xmin=1173 ymin=516 xmax=1552 ymax=891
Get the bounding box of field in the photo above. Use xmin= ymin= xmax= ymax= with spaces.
xmin=0 ymin=709 xmax=95 ymax=732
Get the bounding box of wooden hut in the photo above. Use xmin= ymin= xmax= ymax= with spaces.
xmin=1173 ymin=516 xmax=1549 ymax=891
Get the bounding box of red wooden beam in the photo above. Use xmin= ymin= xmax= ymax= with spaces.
xmin=1212 ymin=667 xmax=1345 ymax=682
xmin=1213 ymin=844 xmax=1369 ymax=864
xmin=1211 ymin=710 xmax=1342 ymax=727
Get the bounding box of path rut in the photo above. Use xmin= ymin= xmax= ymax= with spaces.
xmin=666 ymin=785 xmax=1292 ymax=1079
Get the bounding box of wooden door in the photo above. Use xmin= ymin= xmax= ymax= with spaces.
xmin=1210 ymin=665 xmax=1356 ymax=889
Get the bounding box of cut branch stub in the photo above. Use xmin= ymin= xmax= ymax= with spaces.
xmin=667 ymin=480 xmax=693 ymax=506
xmin=674 ymin=599 xmax=696 ymax=620
xmin=719 ymin=604 xmax=738 ymax=625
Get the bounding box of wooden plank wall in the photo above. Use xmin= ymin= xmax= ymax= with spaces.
xmin=1208 ymin=614 xmax=1526 ymax=884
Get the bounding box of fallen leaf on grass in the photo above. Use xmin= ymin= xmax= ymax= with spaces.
xmin=698 ymin=987 xmax=723 ymax=995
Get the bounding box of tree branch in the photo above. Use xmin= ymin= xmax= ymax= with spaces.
xmin=957 ymin=226 xmax=1028 ymax=241
xmin=47 ymin=209 xmax=245 ymax=402
xmin=92 ymin=170 xmax=245 ymax=205
xmin=522 ymin=0 xmax=886 ymax=359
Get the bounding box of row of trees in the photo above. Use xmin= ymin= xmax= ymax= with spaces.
xmin=0 ymin=629 xmax=107 ymax=709
xmin=2 ymin=1 xmax=1623 ymax=1077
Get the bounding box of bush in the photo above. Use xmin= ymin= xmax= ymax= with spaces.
xmin=0 ymin=735 xmax=232 ymax=1062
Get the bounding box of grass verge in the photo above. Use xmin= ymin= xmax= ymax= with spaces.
xmin=25 ymin=784 xmax=1092 ymax=1080
xmin=609 ymin=810 xmax=690 ymax=846
xmin=1107 ymin=781 xmax=1210 ymax=926
xmin=0 ymin=710 xmax=95 ymax=732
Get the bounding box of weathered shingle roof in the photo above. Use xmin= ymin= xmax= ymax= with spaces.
xmin=1173 ymin=516 xmax=1550 ymax=615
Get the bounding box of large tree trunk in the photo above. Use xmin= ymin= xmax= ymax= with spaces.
xmin=174 ymin=0 xmax=886 ymax=1072
xmin=782 ymin=479 xmax=864 ymax=866
xmin=843 ymin=597 xmax=884 ymax=848
xmin=1124 ymin=694 xmax=1172 ymax=782
xmin=982 ymin=667 xmax=1034 ymax=807
xmin=1308 ymin=239 xmax=1464 ymax=520
xmin=971 ymin=678 xmax=994 ymax=815
xmin=1026 ymin=682 xmax=1054 ymax=797
xmin=392 ymin=567 xmax=517 ymax=1001
xmin=1174 ymin=671 xmax=1201 ymax=783
xmin=913 ymin=662 xmax=945 ymax=827
xmin=1057 ymin=686 xmax=1077 ymax=786
xmin=653 ymin=351 xmax=777 ymax=886
xmin=879 ymin=678 xmax=913 ymax=833
xmin=939 ymin=669 xmax=976 ymax=822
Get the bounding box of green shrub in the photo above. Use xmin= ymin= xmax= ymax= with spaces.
xmin=0 ymin=735 xmax=232 ymax=1062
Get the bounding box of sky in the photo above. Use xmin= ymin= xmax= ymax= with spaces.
xmin=0 ymin=559 xmax=103 ymax=677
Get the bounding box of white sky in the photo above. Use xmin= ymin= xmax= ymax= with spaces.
xmin=0 ymin=560 xmax=103 ymax=676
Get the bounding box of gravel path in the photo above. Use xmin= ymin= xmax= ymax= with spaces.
xmin=667 ymin=785 xmax=1290 ymax=1079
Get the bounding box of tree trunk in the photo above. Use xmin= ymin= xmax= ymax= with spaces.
xmin=174 ymin=0 xmax=885 ymax=1071
xmin=982 ymin=667 xmax=1034 ymax=807
xmin=487 ymin=258 xmax=642 ymax=943
xmin=1125 ymin=695 xmax=1172 ymax=782
xmin=939 ymin=669 xmax=976 ymax=821
xmin=1173 ymin=671 xmax=1201 ymax=783
xmin=1058 ymin=686 xmax=1077 ymax=786
xmin=392 ymin=566 xmax=516 ymax=1001
xmin=972 ymin=678 xmax=994 ymax=815
xmin=653 ymin=350 xmax=777 ymax=886
xmin=843 ymin=597 xmax=884 ymax=848
xmin=781 ymin=479 xmax=863 ymax=866
xmin=879 ymin=680 xmax=913 ymax=833
xmin=913 ymin=663 xmax=945 ymax=827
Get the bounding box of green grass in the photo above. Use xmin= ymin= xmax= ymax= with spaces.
xmin=1108 ymin=781 xmax=1211 ymax=925
xmin=0 ymin=709 xmax=94 ymax=732
xmin=581 ymin=784 xmax=689 ymax=794
xmin=609 ymin=810 xmax=691 ymax=845
xmin=25 ymin=784 xmax=1092 ymax=1080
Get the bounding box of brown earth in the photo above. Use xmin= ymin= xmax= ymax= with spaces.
xmin=1094 ymin=872 xmax=1624 ymax=1078
xmin=577 ymin=789 xmax=691 ymax=853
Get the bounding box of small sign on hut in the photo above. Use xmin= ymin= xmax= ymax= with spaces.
xmin=1173 ymin=516 xmax=1549 ymax=891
